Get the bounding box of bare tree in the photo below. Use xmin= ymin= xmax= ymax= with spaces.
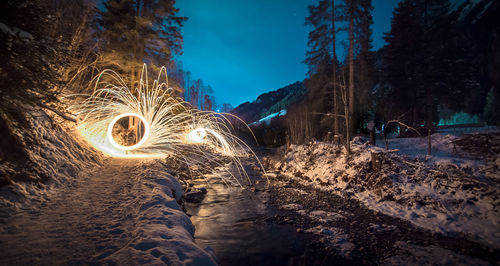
xmin=340 ymin=72 xmax=351 ymax=157
xmin=332 ymin=0 xmax=339 ymax=136
xmin=347 ymin=0 xmax=355 ymax=138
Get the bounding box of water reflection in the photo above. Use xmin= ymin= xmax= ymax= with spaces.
xmin=185 ymin=171 xmax=307 ymax=266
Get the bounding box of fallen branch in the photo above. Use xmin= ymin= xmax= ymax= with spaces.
xmin=39 ymin=103 xmax=77 ymax=123
xmin=384 ymin=119 xmax=421 ymax=150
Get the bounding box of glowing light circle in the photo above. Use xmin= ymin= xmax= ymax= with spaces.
xmin=186 ymin=128 xmax=207 ymax=143
xmin=107 ymin=113 xmax=151 ymax=151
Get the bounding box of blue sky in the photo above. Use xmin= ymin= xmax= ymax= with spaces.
xmin=175 ymin=0 xmax=402 ymax=107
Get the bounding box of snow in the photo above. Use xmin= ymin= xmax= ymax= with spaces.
xmin=272 ymin=133 xmax=500 ymax=249
xmin=453 ymin=0 xmax=493 ymax=21
xmin=282 ymin=203 xmax=303 ymax=211
xmin=1 ymin=108 xmax=102 ymax=211
xmin=249 ymin=109 xmax=287 ymax=126
xmin=0 ymin=22 xmax=33 ymax=41
xmin=305 ymin=226 xmax=355 ymax=258
xmin=308 ymin=210 xmax=344 ymax=223
xmin=476 ymin=0 xmax=494 ymax=19
xmin=0 ymin=109 xmax=216 ymax=264
xmin=95 ymin=161 xmax=216 ymax=265
xmin=281 ymin=201 xmax=345 ymax=223
xmin=0 ymin=23 xmax=10 ymax=35
xmin=382 ymin=241 xmax=488 ymax=265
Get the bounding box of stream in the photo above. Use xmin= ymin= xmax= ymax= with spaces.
xmin=184 ymin=166 xmax=308 ymax=266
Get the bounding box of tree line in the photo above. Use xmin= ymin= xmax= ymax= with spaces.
xmin=288 ymin=0 xmax=499 ymax=152
xmin=0 ymin=0 xmax=222 ymax=123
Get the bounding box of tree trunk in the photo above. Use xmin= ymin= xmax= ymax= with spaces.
xmin=348 ymin=2 xmax=355 ymax=139
xmin=424 ymin=0 xmax=433 ymax=133
xmin=370 ymin=127 xmax=376 ymax=145
xmin=371 ymin=152 xmax=382 ymax=172
xmin=345 ymin=99 xmax=351 ymax=157
xmin=332 ymin=0 xmax=338 ymax=135
xmin=427 ymin=128 xmax=432 ymax=156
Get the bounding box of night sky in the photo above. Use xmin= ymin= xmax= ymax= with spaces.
xmin=176 ymin=0 xmax=402 ymax=108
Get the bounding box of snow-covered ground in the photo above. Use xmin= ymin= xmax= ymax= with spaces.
xmin=268 ymin=131 xmax=500 ymax=249
xmin=381 ymin=241 xmax=489 ymax=265
xmin=0 ymin=110 xmax=216 ymax=265
xmin=0 ymin=108 xmax=102 ymax=211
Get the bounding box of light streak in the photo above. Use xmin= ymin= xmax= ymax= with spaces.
xmin=71 ymin=64 xmax=266 ymax=186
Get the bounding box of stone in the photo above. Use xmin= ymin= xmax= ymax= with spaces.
xmin=184 ymin=190 xmax=206 ymax=203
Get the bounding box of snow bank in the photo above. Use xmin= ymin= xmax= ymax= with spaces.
xmin=0 ymin=108 xmax=102 ymax=211
xmin=271 ymin=134 xmax=500 ymax=249
xmin=0 ymin=109 xmax=217 ymax=265
xmin=103 ymin=162 xmax=216 ymax=265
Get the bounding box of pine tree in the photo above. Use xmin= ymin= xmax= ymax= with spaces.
xmin=203 ymin=95 xmax=213 ymax=111
xmin=97 ymin=0 xmax=186 ymax=87
xmin=332 ymin=0 xmax=339 ymax=135
xmin=0 ymin=0 xmax=89 ymax=113
xmin=303 ymin=0 xmax=374 ymax=144
xmin=305 ymin=0 xmax=332 ymax=75
xmin=304 ymin=0 xmax=332 ymax=141
xmin=382 ymin=0 xmax=471 ymax=128
xmin=222 ymin=103 xmax=233 ymax=113
xmin=189 ymin=80 xmax=201 ymax=108
xmin=97 ymin=0 xmax=139 ymax=84
xmin=97 ymin=0 xmax=186 ymax=139
xmin=354 ymin=0 xmax=374 ymax=131
xmin=382 ymin=0 xmax=426 ymax=126
xmin=347 ymin=0 xmax=355 ymax=140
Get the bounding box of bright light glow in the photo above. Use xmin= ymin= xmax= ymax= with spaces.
xmin=71 ymin=64 xmax=266 ymax=186
xmin=205 ymin=128 xmax=231 ymax=155
xmin=185 ymin=127 xmax=231 ymax=155
xmin=106 ymin=113 xmax=151 ymax=151
xmin=186 ymin=128 xmax=207 ymax=143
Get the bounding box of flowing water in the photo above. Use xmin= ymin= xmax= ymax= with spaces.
xmin=185 ymin=167 xmax=307 ymax=266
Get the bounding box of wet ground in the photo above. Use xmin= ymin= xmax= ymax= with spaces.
xmin=184 ymin=166 xmax=310 ymax=266
xmin=183 ymin=161 xmax=499 ymax=265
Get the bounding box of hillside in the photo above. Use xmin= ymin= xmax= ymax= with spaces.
xmin=231 ymin=81 xmax=305 ymax=124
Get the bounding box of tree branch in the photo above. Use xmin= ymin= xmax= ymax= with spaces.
xmin=39 ymin=103 xmax=77 ymax=123
xmin=309 ymin=111 xmax=346 ymax=119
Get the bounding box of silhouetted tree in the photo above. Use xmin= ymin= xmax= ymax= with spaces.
xmin=0 ymin=0 xmax=96 ymax=118
xmin=302 ymin=0 xmax=374 ymax=145
xmin=96 ymin=0 xmax=186 ymax=87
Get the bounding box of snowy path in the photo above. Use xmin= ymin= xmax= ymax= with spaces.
xmin=0 ymin=158 xmax=215 ymax=265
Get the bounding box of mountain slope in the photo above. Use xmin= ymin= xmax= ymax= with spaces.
xmin=231 ymin=81 xmax=305 ymax=124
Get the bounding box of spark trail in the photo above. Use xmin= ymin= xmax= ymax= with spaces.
xmin=73 ymin=65 xmax=264 ymax=186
